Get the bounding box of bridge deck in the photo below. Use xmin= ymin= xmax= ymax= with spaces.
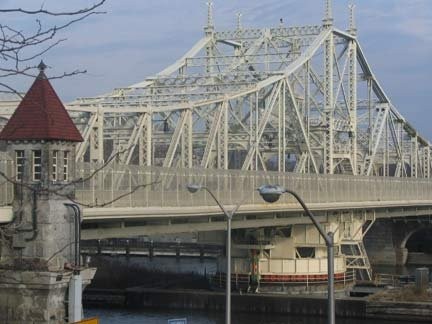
xmin=69 ymin=163 xmax=432 ymax=239
xmin=2 ymin=162 xmax=432 ymax=236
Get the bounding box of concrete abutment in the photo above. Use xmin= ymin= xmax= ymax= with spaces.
xmin=364 ymin=218 xmax=432 ymax=266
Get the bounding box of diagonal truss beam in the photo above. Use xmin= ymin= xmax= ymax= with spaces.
xmin=242 ymin=81 xmax=282 ymax=170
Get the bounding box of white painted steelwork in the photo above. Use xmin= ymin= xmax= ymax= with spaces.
xmin=0 ymin=2 xmax=429 ymax=178
xmin=21 ymin=1 xmax=432 ymax=178
xmin=1 ymin=2 xmax=432 ymax=238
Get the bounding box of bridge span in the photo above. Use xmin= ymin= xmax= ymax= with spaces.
xmin=74 ymin=163 xmax=432 ymax=240
xmin=1 ymin=0 xmax=432 ymax=288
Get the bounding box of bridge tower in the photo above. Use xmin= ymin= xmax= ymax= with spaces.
xmin=323 ymin=0 xmax=334 ymax=174
xmin=348 ymin=2 xmax=358 ymax=174
xmin=0 ymin=62 xmax=89 ymax=323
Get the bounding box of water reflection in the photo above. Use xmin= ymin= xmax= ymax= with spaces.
xmin=85 ymin=308 xmax=423 ymax=324
xmin=85 ymin=265 xmax=430 ymax=323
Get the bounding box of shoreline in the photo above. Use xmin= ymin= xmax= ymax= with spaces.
xmin=83 ymin=287 xmax=432 ymax=323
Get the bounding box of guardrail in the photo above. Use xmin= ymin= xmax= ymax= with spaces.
xmin=81 ymin=239 xmax=223 ymax=258
xmin=373 ymin=273 xmax=416 ymax=287
xmin=2 ymin=160 xmax=432 ymax=209
xmin=258 ymin=256 xmax=346 ymax=275
xmin=74 ymin=162 xmax=432 ymax=209
xmin=210 ymin=270 xmax=356 ymax=290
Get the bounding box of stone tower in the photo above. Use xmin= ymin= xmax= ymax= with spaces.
xmin=0 ymin=62 xmax=85 ymax=323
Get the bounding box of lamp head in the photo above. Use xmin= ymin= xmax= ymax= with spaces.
xmin=187 ymin=184 xmax=202 ymax=193
xmin=258 ymin=185 xmax=285 ymax=203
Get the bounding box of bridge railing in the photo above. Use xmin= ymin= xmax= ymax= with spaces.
xmin=73 ymin=162 xmax=432 ymax=209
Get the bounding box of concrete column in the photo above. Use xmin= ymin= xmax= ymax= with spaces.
xmin=364 ymin=219 xmax=398 ymax=265
xmin=364 ymin=219 xmax=425 ymax=266
xmin=0 ymin=270 xmax=72 ymax=324
xmin=395 ymin=247 xmax=409 ymax=266
xmin=0 ymin=142 xmax=95 ymax=323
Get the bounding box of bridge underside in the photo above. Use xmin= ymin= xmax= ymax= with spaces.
xmin=81 ymin=202 xmax=432 ymax=240
xmin=365 ymin=217 xmax=432 ymax=266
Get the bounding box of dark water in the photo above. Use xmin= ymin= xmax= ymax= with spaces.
xmin=84 ymin=308 xmax=423 ymax=324
xmin=85 ymin=263 xmax=430 ymax=323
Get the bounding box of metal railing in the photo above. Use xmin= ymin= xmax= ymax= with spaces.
xmin=210 ymin=270 xmax=356 ymax=289
xmin=2 ymin=160 xmax=432 ymax=209
xmin=73 ymin=162 xmax=432 ymax=209
xmin=81 ymin=239 xmax=223 ymax=257
xmin=373 ymin=273 xmax=416 ymax=287
xmin=258 ymin=256 xmax=346 ymax=275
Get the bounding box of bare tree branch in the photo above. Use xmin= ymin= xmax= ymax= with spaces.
xmin=0 ymin=1 xmax=106 ymax=16
xmin=0 ymin=1 xmax=106 ymax=94
xmin=0 ymin=82 xmax=24 ymax=98
xmin=58 ymin=180 xmax=161 ymax=208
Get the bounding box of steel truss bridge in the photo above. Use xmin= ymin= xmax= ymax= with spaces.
xmin=58 ymin=1 xmax=430 ymax=179
xmin=0 ymin=1 xmax=429 ymax=178
xmin=1 ymin=3 xmax=432 ymax=282
xmin=1 ymin=1 xmax=432 ymax=238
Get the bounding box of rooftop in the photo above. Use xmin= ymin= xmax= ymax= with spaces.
xmin=0 ymin=62 xmax=83 ymax=142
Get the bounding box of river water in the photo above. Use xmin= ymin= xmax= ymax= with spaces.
xmin=84 ymin=308 xmax=424 ymax=324
xmin=85 ymin=260 xmax=430 ymax=323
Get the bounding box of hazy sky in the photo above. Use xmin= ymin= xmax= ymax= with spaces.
xmin=3 ymin=0 xmax=432 ymax=138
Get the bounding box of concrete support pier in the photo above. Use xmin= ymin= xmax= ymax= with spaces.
xmin=0 ymin=270 xmax=72 ymax=323
xmin=364 ymin=218 xmax=432 ymax=266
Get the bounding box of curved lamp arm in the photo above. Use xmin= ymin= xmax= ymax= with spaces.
xmin=228 ymin=194 xmax=250 ymax=218
xmin=284 ymin=189 xmax=332 ymax=246
xmin=187 ymin=184 xmax=246 ymax=220
xmin=200 ymin=186 xmax=231 ymax=218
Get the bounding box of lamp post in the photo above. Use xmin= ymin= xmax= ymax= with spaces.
xmin=187 ymin=184 xmax=242 ymax=324
xmin=258 ymin=185 xmax=335 ymax=324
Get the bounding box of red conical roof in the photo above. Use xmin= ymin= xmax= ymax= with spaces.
xmin=0 ymin=67 xmax=83 ymax=142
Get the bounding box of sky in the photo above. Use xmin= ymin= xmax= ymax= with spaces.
xmin=2 ymin=0 xmax=432 ymax=139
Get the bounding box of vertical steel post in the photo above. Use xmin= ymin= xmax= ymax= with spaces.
xmin=255 ymin=92 xmax=259 ymax=170
xmin=226 ymin=214 xmax=232 ymax=324
xmin=205 ymin=1 xmax=215 ymax=74
xmin=278 ymin=83 xmax=286 ymax=172
xmin=348 ymin=37 xmax=357 ymax=175
xmin=139 ymin=113 xmax=152 ymax=166
xmin=187 ymin=184 xmax=244 ymax=324
xmin=305 ymin=62 xmax=310 ymax=173
xmin=90 ymin=107 xmax=104 ymax=164
xmin=327 ymin=232 xmax=335 ymax=324
xmin=218 ymin=101 xmax=228 ymax=170
xmin=423 ymin=146 xmax=430 ymax=178
xmin=182 ymin=109 xmax=193 ymax=168
xmin=411 ymin=135 xmax=418 ymax=178
xmin=323 ymin=25 xmax=334 ymax=174
xmin=367 ymin=79 xmax=373 ymax=156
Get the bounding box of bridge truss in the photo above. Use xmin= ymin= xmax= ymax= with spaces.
xmin=67 ymin=1 xmax=431 ymax=178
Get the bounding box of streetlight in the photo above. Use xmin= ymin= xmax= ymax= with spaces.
xmin=257 ymin=185 xmax=335 ymax=324
xmin=187 ymin=184 xmax=242 ymax=324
